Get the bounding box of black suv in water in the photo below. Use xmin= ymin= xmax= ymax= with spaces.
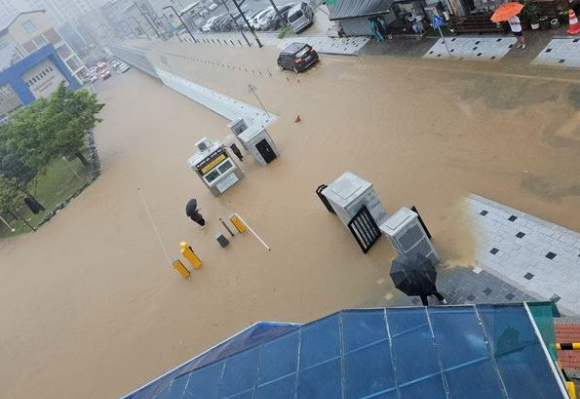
xmin=277 ymin=42 xmax=319 ymax=73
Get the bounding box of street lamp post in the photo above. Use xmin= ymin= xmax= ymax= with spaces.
xmin=163 ymin=5 xmax=197 ymax=43
xmin=232 ymin=0 xmax=263 ymax=48
xmin=220 ymin=0 xmax=251 ymax=47
xmin=129 ymin=16 xmax=150 ymax=39
xmin=133 ymin=2 xmax=161 ymax=38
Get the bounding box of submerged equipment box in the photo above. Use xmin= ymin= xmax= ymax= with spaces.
xmin=187 ymin=138 xmax=244 ymax=197
xmin=322 ymin=172 xmax=388 ymax=227
xmin=238 ymin=126 xmax=279 ymax=166
xmin=379 ymin=207 xmax=439 ymax=265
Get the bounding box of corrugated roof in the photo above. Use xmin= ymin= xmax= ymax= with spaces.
xmin=329 ymin=0 xmax=394 ymax=21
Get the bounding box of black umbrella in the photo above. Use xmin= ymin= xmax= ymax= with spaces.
xmin=185 ymin=198 xmax=198 ymax=218
xmin=390 ymin=253 xmax=437 ymax=297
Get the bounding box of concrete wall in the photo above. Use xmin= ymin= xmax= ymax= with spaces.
xmin=22 ymin=58 xmax=66 ymax=98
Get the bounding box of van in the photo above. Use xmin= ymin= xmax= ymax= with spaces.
xmin=287 ymin=2 xmax=314 ymax=33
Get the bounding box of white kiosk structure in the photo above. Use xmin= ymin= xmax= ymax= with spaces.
xmin=187 ymin=138 xmax=244 ymax=197
xmin=379 ymin=207 xmax=440 ymax=265
xmin=322 ymin=172 xmax=389 ymax=227
xmin=228 ymin=118 xmax=279 ymax=166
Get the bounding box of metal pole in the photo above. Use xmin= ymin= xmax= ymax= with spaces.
xmin=134 ymin=2 xmax=161 ymax=38
xmin=232 ymin=0 xmax=263 ymax=48
xmin=220 ymin=0 xmax=251 ymax=47
xmin=129 ymin=16 xmax=150 ymax=39
xmin=220 ymin=218 xmax=235 ymax=237
xmin=252 ymin=91 xmax=270 ymax=117
xmin=62 ymin=157 xmax=84 ymax=183
xmin=438 ymin=27 xmax=452 ymax=58
xmin=0 ymin=214 xmax=16 ymax=232
xmin=267 ymin=0 xmax=285 ymax=28
xmin=163 ymin=5 xmax=197 ymax=43
xmin=234 ymin=213 xmax=270 ymax=251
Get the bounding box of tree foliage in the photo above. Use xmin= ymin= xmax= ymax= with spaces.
xmin=0 ymin=82 xmax=104 ymax=173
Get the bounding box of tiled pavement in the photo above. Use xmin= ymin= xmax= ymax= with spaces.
xmin=424 ymin=36 xmax=516 ymax=61
xmin=467 ymin=194 xmax=580 ymax=316
xmin=391 ymin=264 xmax=537 ymax=307
xmin=533 ymin=37 xmax=580 ymax=68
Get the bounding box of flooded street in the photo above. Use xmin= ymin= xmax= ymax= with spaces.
xmin=1 ymin=42 xmax=580 ymax=398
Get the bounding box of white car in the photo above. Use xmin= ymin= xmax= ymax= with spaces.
xmin=85 ymin=74 xmax=98 ymax=83
xmin=207 ymin=2 xmax=218 ymax=11
xmin=256 ymin=8 xmax=277 ymax=30
xmin=250 ymin=7 xmax=272 ymax=29
xmin=118 ymin=63 xmax=131 ymax=73
xmin=202 ymin=16 xmax=218 ymax=32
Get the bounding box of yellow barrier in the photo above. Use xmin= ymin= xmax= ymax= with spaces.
xmin=567 ymin=381 xmax=577 ymax=399
xmin=230 ymin=214 xmax=247 ymax=233
xmin=173 ymin=260 xmax=190 ymax=279
xmin=180 ymin=241 xmax=202 ymax=269
xmin=557 ymin=343 xmax=580 ymax=350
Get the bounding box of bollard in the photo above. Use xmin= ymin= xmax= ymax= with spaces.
xmin=230 ymin=214 xmax=247 ymax=233
xmin=180 ymin=241 xmax=202 ymax=269
xmin=173 ymin=259 xmax=191 ymax=279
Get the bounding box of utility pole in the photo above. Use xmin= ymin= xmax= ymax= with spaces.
xmin=163 ymin=5 xmax=197 ymax=43
xmin=220 ymin=0 xmax=251 ymax=46
xmin=232 ymin=0 xmax=263 ymax=48
xmin=267 ymin=0 xmax=284 ymax=27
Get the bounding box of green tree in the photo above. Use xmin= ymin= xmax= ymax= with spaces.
xmin=0 ymin=174 xmax=25 ymax=223
xmin=1 ymin=82 xmax=104 ymax=171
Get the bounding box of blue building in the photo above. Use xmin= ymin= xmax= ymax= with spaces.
xmin=0 ymin=10 xmax=85 ymax=119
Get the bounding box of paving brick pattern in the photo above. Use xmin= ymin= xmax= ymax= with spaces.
xmin=467 ymin=194 xmax=580 ymax=316
xmin=391 ymin=264 xmax=537 ymax=307
xmin=533 ymin=38 xmax=580 ymax=68
xmin=555 ymin=321 xmax=580 ymax=370
xmin=424 ymin=36 xmax=516 ymax=61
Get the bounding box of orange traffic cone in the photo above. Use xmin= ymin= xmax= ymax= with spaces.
xmin=568 ymin=9 xmax=580 ymax=35
xmin=294 ymin=115 xmax=301 ymax=123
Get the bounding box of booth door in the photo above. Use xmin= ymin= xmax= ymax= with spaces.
xmin=256 ymin=139 xmax=277 ymax=164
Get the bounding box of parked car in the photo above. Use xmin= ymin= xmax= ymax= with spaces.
xmin=250 ymin=7 xmax=272 ymax=29
xmin=287 ymin=2 xmax=314 ymax=33
xmin=213 ymin=13 xmax=231 ymax=31
xmin=263 ymin=3 xmax=296 ymax=30
xmin=100 ymin=69 xmax=112 ymax=80
xmin=118 ymin=63 xmax=131 ymax=73
xmin=256 ymin=8 xmax=277 ymax=30
xmin=207 ymin=2 xmax=218 ymax=11
xmin=202 ymin=16 xmax=219 ymax=31
xmin=277 ymin=42 xmax=319 ymax=73
xmin=85 ymin=74 xmax=98 ymax=84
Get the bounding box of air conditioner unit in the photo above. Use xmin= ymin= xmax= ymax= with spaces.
xmin=379 ymin=207 xmax=439 ymax=265
xmin=196 ymin=137 xmax=212 ymax=152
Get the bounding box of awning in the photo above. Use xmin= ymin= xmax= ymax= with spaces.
xmin=329 ymin=0 xmax=395 ymax=21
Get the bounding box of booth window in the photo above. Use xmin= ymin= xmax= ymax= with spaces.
xmin=203 ymin=159 xmax=235 ymax=184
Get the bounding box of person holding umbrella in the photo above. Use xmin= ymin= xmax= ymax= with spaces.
xmin=491 ymin=2 xmax=526 ymax=49
xmin=186 ymin=198 xmax=206 ymax=229
xmin=390 ymin=253 xmax=448 ymax=306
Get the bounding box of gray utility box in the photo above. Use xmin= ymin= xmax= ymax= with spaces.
xmin=228 ymin=118 xmax=248 ymax=137
xmin=379 ymin=207 xmax=439 ymax=265
xmin=322 ymin=172 xmax=388 ymax=227
xmin=238 ymin=126 xmax=279 ymax=165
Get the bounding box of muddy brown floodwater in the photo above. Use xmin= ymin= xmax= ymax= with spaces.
xmin=1 ymin=41 xmax=580 ymax=399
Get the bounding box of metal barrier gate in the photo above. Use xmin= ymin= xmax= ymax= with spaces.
xmin=347 ymin=206 xmax=381 ymax=254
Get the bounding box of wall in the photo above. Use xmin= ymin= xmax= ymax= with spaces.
xmin=8 ymin=11 xmax=56 ymax=48
xmin=21 ymin=58 xmax=66 ymax=99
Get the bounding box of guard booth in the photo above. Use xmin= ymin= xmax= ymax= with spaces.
xmin=321 ymin=172 xmax=389 ymax=253
xmin=379 ymin=207 xmax=439 ymax=265
xmin=187 ymin=137 xmax=244 ymax=197
xmin=238 ymin=126 xmax=280 ymax=166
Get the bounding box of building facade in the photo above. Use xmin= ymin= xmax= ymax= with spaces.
xmin=0 ymin=11 xmax=84 ymax=119
xmin=0 ymin=0 xmax=27 ymax=28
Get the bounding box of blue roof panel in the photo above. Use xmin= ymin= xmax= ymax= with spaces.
xmin=122 ymin=305 xmax=566 ymax=399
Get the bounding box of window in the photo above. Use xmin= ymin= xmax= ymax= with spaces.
xmin=33 ymin=35 xmax=49 ymax=48
xmin=203 ymin=159 xmax=235 ymax=184
xmin=0 ymin=85 xmax=17 ymax=102
xmin=22 ymin=20 xmax=37 ymax=33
